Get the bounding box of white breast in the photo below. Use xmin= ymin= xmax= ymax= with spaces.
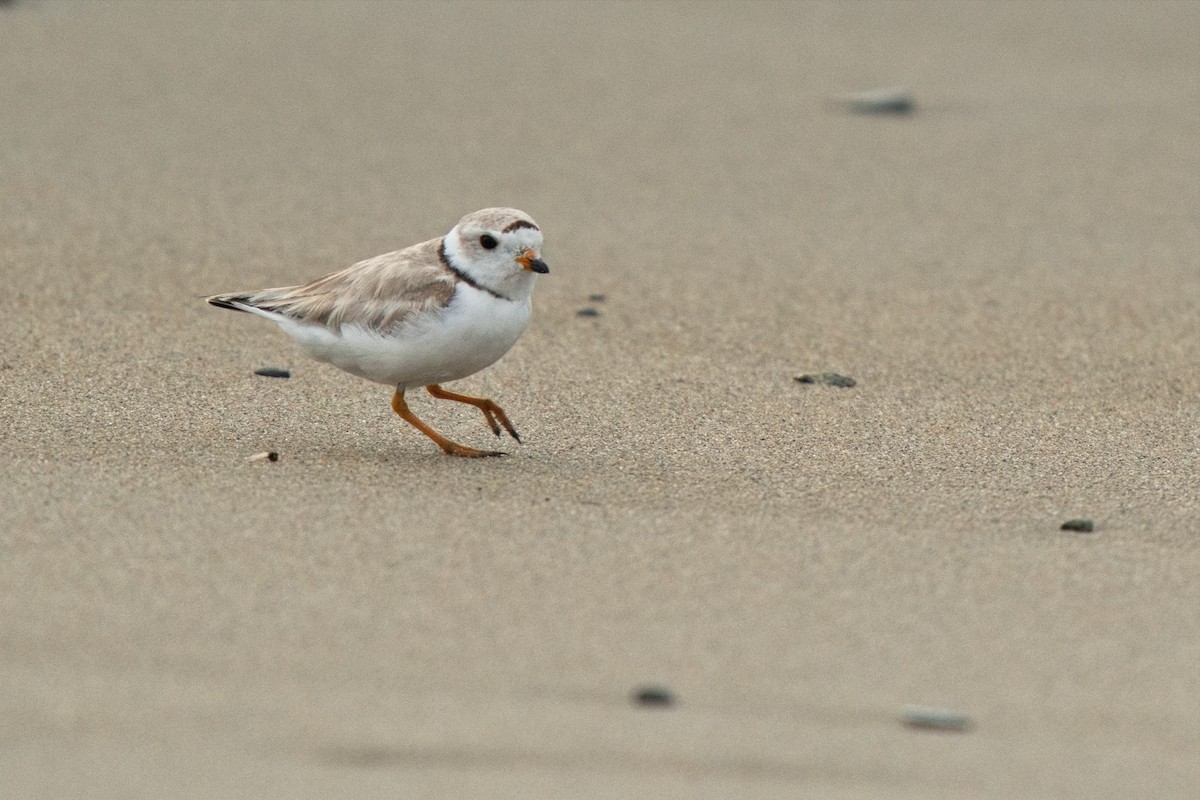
xmin=277 ymin=284 xmax=532 ymax=389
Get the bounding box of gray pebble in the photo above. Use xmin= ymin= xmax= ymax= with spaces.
xmin=1061 ymin=518 xmax=1095 ymax=532
xmin=901 ymin=705 xmax=972 ymax=732
xmin=587 ymin=293 xmax=607 ymax=302
xmin=576 ymin=308 xmax=601 ymax=318
xmin=254 ymin=366 xmax=291 ymax=379
xmin=632 ymin=685 xmax=675 ymax=708
xmin=833 ymin=87 xmax=915 ymax=115
xmin=795 ymin=372 xmax=856 ymax=388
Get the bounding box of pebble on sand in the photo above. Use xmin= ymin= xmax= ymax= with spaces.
xmin=576 ymin=307 xmax=601 ymax=318
xmin=795 ymin=372 xmax=856 ymax=388
xmin=632 ymin=685 xmax=675 ymax=708
xmin=254 ymin=367 xmax=292 ymax=379
xmin=247 ymin=451 xmax=280 ymax=463
xmin=587 ymin=293 xmax=607 ymax=302
xmin=832 ymin=87 xmax=915 ymax=115
xmin=901 ymin=705 xmax=972 ymax=732
xmin=1061 ymin=518 xmax=1095 ymax=532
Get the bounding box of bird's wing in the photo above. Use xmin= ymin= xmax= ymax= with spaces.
xmin=207 ymin=238 xmax=457 ymax=332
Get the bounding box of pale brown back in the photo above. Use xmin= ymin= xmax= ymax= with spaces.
xmin=213 ymin=238 xmax=457 ymax=332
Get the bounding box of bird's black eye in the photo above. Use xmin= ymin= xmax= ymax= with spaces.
xmin=479 ymin=234 xmax=498 ymax=250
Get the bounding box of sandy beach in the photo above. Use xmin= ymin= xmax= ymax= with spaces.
xmin=1 ymin=1 xmax=1197 ymax=797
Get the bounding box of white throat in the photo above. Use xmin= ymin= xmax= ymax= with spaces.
xmin=443 ymin=226 xmax=537 ymax=302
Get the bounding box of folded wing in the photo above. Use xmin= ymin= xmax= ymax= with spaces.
xmin=207 ymin=238 xmax=457 ymax=332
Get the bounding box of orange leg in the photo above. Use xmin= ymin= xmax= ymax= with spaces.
xmin=426 ymin=384 xmax=521 ymax=443
xmin=390 ymin=388 xmax=506 ymax=458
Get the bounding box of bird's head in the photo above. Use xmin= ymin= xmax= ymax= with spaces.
xmin=444 ymin=208 xmax=547 ymax=298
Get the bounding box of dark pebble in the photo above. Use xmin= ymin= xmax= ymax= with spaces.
xmin=901 ymin=706 xmax=972 ymax=732
xmin=254 ymin=367 xmax=292 ymax=379
xmin=835 ymin=87 xmax=915 ymax=115
xmin=587 ymin=293 xmax=607 ymax=302
xmin=1061 ymin=518 xmax=1094 ymax=533
xmin=795 ymin=372 xmax=856 ymax=388
xmin=632 ymin=685 xmax=675 ymax=708
xmin=576 ymin=308 xmax=601 ymax=318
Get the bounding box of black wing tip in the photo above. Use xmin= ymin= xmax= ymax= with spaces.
xmin=206 ymin=294 xmax=249 ymax=312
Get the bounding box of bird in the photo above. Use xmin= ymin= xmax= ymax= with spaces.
xmin=206 ymin=207 xmax=549 ymax=457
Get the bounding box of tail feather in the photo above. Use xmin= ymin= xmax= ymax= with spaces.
xmin=206 ymin=293 xmax=255 ymax=313
xmin=206 ymin=292 xmax=297 ymax=325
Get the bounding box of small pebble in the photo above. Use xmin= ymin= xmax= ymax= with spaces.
xmin=632 ymin=685 xmax=675 ymax=708
xmin=1061 ymin=518 xmax=1094 ymax=533
xmin=254 ymin=366 xmax=291 ymax=379
xmin=247 ymin=451 xmax=280 ymax=463
xmin=833 ymin=87 xmax=915 ymax=115
xmin=795 ymin=372 xmax=856 ymax=388
xmin=901 ymin=705 xmax=972 ymax=732
xmin=587 ymin=293 xmax=607 ymax=303
xmin=576 ymin=307 xmax=601 ymax=318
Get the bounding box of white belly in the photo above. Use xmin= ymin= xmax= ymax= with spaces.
xmin=277 ymin=285 xmax=531 ymax=389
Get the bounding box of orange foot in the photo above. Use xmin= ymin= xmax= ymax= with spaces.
xmin=426 ymin=383 xmax=521 ymax=442
xmin=391 ymin=388 xmax=511 ymax=457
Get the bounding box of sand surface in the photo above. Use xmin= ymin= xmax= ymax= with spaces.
xmin=1 ymin=1 xmax=1198 ymax=797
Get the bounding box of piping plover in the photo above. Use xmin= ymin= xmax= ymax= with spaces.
xmin=207 ymin=208 xmax=548 ymax=458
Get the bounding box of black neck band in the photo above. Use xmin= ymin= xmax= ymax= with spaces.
xmin=439 ymin=239 xmax=509 ymax=301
